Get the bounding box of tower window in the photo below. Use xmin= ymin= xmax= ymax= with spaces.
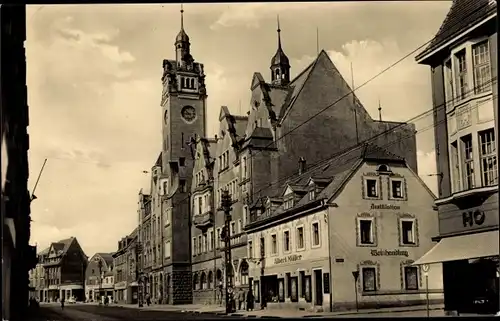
xmin=190 ymin=78 xmax=195 ymax=88
xmin=181 ymin=77 xmax=185 ymax=88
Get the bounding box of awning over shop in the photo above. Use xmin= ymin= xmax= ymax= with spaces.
xmin=413 ymin=230 xmax=499 ymax=266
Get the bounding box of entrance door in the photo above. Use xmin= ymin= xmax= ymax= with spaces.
xmin=314 ymin=269 xmax=323 ymax=306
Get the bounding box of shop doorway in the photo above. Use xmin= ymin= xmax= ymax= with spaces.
xmin=314 ymin=269 xmax=323 ymax=306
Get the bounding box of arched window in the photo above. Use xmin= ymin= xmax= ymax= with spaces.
xmin=208 ymin=271 xmax=213 ymax=289
xmin=190 ymin=78 xmax=195 ymax=88
xmin=239 ymin=260 xmax=249 ymax=285
xmin=193 ymin=273 xmax=199 ymax=290
xmin=216 ymin=269 xmax=222 ymax=287
xmin=201 ymin=272 xmax=207 ymax=290
xmin=376 ymin=164 xmax=391 ymax=173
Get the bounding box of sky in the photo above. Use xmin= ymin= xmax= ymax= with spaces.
xmin=26 ymin=2 xmax=452 ymax=257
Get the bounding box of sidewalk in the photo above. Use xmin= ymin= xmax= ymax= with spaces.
xmin=101 ymin=302 xmax=446 ymax=318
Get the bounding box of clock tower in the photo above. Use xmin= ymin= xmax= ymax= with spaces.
xmin=159 ymin=5 xmax=206 ymax=304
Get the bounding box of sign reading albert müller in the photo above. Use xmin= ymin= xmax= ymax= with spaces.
xmin=370 ymin=249 xmax=409 ymax=257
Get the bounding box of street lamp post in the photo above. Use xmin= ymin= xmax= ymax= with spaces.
xmin=220 ymin=190 xmax=235 ymax=314
xmin=422 ymin=264 xmax=430 ymax=318
xmin=352 ymin=270 xmax=359 ymax=312
xmin=135 ymin=242 xmax=143 ymax=307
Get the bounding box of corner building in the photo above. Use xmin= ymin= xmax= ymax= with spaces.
xmin=414 ymin=0 xmax=498 ymax=315
xmin=189 ymin=19 xmax=420 ymax=305
xmin=246 ymin=144 xmax=442 ymax=312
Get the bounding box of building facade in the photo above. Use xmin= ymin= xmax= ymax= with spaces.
xmin=37 ymin=237 xmax=88 ymax=302
xmin=246 ymin=144 xmax=443 ymax=311
xmin=85 ymin=253 xmax=114 ymax=303
xmin=113 ymin=228 xmax=139 ymax=304
xmin=188 ymin=18 xmax=420 ymax=306
xmin=1 ymin=4 xmax=38 ymax=321
xmin=414 ymin=0 xmax=498 ymax=315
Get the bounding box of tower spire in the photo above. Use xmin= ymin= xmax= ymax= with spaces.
xmin=277 ymin=14 xmax=282 ymax=49
xmin=270 ymin=14 xmax=290 ymax=86
xmin=180 ymin=3 xmax=184 ymax=30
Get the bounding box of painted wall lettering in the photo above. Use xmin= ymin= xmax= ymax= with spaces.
xmin=274 ymin=254 xmax=302 ymax=265
xmin=370 ymin=204 xmax=401 ymax=210
xmin=462 ymin=210 xmax=486 ymax=228
xmin=370 ymin=249 xmax=409 ymax=257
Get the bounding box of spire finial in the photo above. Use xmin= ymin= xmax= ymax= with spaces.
xmin=277 ymin=14 xmax=282 ymax=49
xmin=180 ymin=3 xmax=184 ymax=30
xmin=378 ymin=98 xmax=382 ymax=121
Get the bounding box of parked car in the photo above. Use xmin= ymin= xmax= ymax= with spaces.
xmin=67 ymin=297 xmax=76 ymax=304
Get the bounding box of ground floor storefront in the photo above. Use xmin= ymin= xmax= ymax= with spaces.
xmin=415 ymin=229 xmax=499 ymax=315
xmin=114 ymin=282 xmax=139 ymax=304
xmin=250 ymin=255 xmax=332 ymax=312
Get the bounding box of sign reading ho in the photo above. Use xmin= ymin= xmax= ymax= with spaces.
xmin=462 ymin=210 xmax=486 ymax=228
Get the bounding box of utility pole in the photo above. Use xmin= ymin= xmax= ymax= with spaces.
xmin=220 ymin=190 xmax=235 ymax=314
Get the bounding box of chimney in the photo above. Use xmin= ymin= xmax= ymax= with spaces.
xmin=298 ymin=157 xmax=306 ymax=175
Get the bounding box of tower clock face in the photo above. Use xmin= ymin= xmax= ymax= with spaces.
xmin=164 ymin=110 xmax=169 ymax=124
xmin=181 ymin=105 xmax=196 ymax=123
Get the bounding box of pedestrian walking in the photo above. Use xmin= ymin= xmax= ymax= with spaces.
xmin=246 ymin=290 xmax=254 ymax=311
xmin=60 ymin=296 xmax=65 ymax=310
xmin=238 ymin=288 xmax=245 ymax=310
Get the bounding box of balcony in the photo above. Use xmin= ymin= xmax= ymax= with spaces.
xmin=193 ymin=211 xmax=214 ymax=230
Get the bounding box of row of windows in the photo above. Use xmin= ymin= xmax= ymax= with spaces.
xmin=450 ymin=128 xmax=497 ymax=192
xmin=363 ymin=176 xmax=405 ymax=199
xmin=192 ymin=219 xmax=246 ymax=256
xmin=360 ymin=265 xmax=419 ymax=292
xmin=358 ymin=217 xmax=417 ymax=246
xmin=217 ymin=179 xmax=240 ymax=205
xmin=443 ymin=40 xmax=491 ymax=106
xmin=180 ymin=76 xmax=196 ymax=90
xmin=249 ymin=222 xmax=321 ymax=258
xmin=193 ymin=193 xmax=211 ymax=216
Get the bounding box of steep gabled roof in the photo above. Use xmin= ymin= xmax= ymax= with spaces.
xmin=155 ymin=152 xmax=162 ymax=167
xmin=250 ymin=143 xmax=407 ymax=225
xmin=416 ymin=0 xmax=496 ymax=63
xmin=96 ymin=252 xmax=114 ymax=267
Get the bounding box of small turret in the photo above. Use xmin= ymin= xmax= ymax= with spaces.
xmin=270 ymin=15 xmax=290 ymax=86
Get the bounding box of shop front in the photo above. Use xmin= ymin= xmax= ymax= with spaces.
xmin=249 ymin=251 xmax=331 ymax=312
xmin=414 ymin=192 xmax=499 ymax=315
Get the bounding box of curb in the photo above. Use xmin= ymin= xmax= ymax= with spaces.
xmin=330 ymin=306 xmax=444 ymax=316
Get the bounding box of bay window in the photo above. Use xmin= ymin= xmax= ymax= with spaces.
xmin=455 ymin=49 xmax=468 ymax=100
xmin=461 ymin=134 xmax=475 ymax=190
xmin=472 ymin=41 xmax=491 ymax=94
xmin=479 ymin=129 xmax=497 ymax=186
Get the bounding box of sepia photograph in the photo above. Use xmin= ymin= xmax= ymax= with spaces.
xmin=1 ymin=1 xmax=498 ymax=320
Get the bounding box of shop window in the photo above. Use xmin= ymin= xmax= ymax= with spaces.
xmin=296 ymin=226 xmax=305 ymax=250
xmin=299 ymin=271 xmax=306 ymax=299
xmin=278 ymin=278 xmax=285 ymax=302
xmin=285 ymin=272 xmax=292 ymax=299
xmin=254 ymin=280 xmax=260 ymax=303
xmin=311 ymin=222 xmax=320 ymax=247
xmin=400 ymin=219 xmax=416 ymax=245
xmin=283 ymin=230 xmax=291 ymax=253
xmin=362 ymin=267 xmax=377 ymax=292
xmin=271 ymin=234 xmax=277 ymax=255
xmin=304 ymin=275 xmax=312 ymax=303
xmin=290 ymin=276 xmax=299 ymax=302
xmin=404 ymin=266 xmax=419 ymax=290
xmin=358 ymin=218 xmax=374 ymax=245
